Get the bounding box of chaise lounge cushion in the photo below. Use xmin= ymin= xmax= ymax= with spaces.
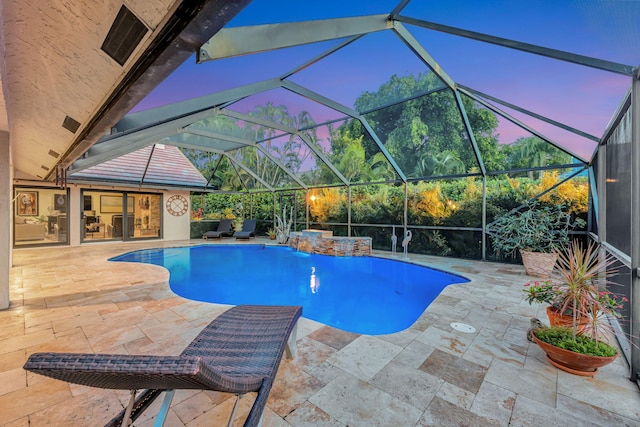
xmin=234 ymin=219 xmax=256 ymax=240
xmin=203 ymin=218 xmax=234 ymax=239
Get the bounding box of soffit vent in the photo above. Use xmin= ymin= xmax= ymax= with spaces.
xmin=101 ymin=5 xmax=149 ymax=66
xmin=48 ymin=149 xmax=60 ymax=158
xmin=41 ymin=165 xmax=50 ymax=171
xmin=62 ymin=116 xmax=81 ymax=134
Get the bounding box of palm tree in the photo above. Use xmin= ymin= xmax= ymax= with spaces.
xmin=411 ymin=150 xmax=465 ymax=178
xmin=507 ymin=137 xmax=571 ymax=178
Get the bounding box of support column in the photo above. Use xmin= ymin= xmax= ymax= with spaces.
xmin=347 ymin=186 xmax=351 ymax=237
xmin=305 ymin=190 xmax=309 ymax=230
xmin=0 ymin=131 xmax=11 ymax=309
xmin=630 ymin=67 xmax=640 ymax=383
xmin=482 ymin=176 xmax=487 ymax=261
xmin=403 ymin=183 xmax=408 ymax=235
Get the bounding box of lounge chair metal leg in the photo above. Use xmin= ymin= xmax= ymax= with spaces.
xmin=153 ymin=390 xmax=175 ymax=427
xmin=123 ymin=390 xmax=137 ymax=427
xmin=228 ymin=394 xmax=243 ymax=427
xmin=285 ymin=320 xmax=298 ymax=359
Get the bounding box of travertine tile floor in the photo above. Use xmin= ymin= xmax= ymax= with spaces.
xmin=2 ymin=239 xmax=640 ymax=426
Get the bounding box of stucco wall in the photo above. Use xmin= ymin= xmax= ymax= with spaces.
xmin=0 ymin=131 xmax=11 ymax=309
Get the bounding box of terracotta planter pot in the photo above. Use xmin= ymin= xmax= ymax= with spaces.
xmin=532 ymin=329 xmax=617 ymax=377
xmin=545 ymin=306 xmax=588 ymax=333
xmin=520 ymin=250 xmax=558 ymax=278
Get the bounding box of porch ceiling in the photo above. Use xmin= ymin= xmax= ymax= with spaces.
xmin=0 ymin=0 xmax=250 ymax=180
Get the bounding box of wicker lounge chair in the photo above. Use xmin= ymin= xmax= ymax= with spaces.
xmin=24 ymin=305 xmax=302 ymax=427
xmin=202 ymin=218 xmax=234 ymax=239
xmin=235 ymin=219 xmax=257 ymax=240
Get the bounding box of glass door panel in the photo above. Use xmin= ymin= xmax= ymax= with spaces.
xmin=130 ymin=193 xmax=161 ymax=239
xmin=13 ymin=187 xmax=68 ymax=246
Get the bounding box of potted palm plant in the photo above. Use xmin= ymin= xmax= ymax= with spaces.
xmin=267 ymin=228 xmax=277 ymax=240
xmin=524 ymin=239 xmax=624 ymax=376
xmin=489 ymin=202 xmax=585 ymax=277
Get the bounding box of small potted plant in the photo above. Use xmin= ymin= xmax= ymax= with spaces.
xmin=525 ymin=239 xmax=624 ymax=376
xmin=267 ymin=228 xmax=277 ymax=240
xmin=489 ymin=202 xmax=585 ymax=277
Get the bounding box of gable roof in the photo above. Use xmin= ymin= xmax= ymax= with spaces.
xmin=69 ymin=144 xmax=207 ymax=188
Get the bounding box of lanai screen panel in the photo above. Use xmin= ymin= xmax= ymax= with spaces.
xmin=288 ymin=30 xmax=439 ymax=112
xmin=227 ymin=88 xmax=346 ymax=129
xmin=406 ymin=176 xmax=484 ymax=228
xmin=133 ymin=39 xmax=347 ymax=112
xmin=404 ymin=25 xmax=631 ymax=146
xmin=211 ymin=155 xmax=270 ymax=192
xmin=604 ymin=106 xmax=632 ymax=255
xmin=482 ymin=101 xmax=599 ymax=162
xmin=185 ymin=114 xmax=259 ymax=142
xmin=258 ymin=133 xmax=343 ymax=187
xmin=363 ymin=89 xmax=478 ymax=179
xmin=308 ymin=187 xmax=348 ymax=224
xmin=402 ymin=0 xmax=640 ymax=65
xmin=484 ymin=166 xmax=589 ymax=214
xmin=312 ymin=118 xmax=401 ymax=184
xmin=231 ymin=145 xmax=302 ymax=190
xmin=465 ymin=97 xmax=583 ymax=173
xmin=350 ymin=184 xmax=403 ymax=225
xmin=180 ymin=150 xmax=222 ymax=185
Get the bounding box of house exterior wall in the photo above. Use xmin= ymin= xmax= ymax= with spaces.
xmin=11 ymin=181 xmax=192 ymax=247
xmin=163 ymin=191 xmax=191 ymax=241
xmin=0 ymin=131 xmax=11 ymax=309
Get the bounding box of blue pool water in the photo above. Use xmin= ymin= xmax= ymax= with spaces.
xmin=110 ymin=245 xmax=469 ymax=335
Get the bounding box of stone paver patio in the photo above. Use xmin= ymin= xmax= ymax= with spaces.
xmin=2 ymin=239 xmax=639 ymax=426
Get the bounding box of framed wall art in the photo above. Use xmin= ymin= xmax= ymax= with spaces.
xmin=17 ymin=192 xmax=38 ymax=216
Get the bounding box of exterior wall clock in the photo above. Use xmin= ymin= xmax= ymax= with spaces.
xmin=166 ymin=195 xmax=189 ymax=216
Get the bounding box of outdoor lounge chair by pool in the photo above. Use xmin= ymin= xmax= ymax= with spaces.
xmin=235 ymin=219 xmax=257 ymax=240
xmin=24 ymin=305 xmax=302 ymax=427
xmin=202 ymin=218 xmax=234 ymax=239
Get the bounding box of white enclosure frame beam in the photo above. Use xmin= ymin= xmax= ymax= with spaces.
xmin=395 ymin=16 xmax=635 ymax=76
xmin=392 ymin=22 xmax=456 ymax=90
xmin=198 ymin=15 xmax=391 ymax=62
xmin=630 ymin=67 xmax=640 ymax=383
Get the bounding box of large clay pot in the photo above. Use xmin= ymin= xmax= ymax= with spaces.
xmin=532 ymin=329 xmax=617 ymax=377
xmin=520 ymin=250 xmax=558 ymax=278
xmin=546 ymin=306 xmax=588 ymax=332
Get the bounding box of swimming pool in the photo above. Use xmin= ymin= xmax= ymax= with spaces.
xmin=110 ymin=245 xmax=469 ymax=335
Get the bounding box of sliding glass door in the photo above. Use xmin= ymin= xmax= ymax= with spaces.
xmin=82 ymin=190 xmax=161 ymax=242
xmin=13 ymin=186 xmax=68 ymax=247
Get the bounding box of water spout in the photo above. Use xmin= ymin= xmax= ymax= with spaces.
xmin=343 ymin=239 xmax=354 ymax=257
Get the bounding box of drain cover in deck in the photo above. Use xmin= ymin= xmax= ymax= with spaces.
xmin=450 ymin=322 xmax=476 ymax=333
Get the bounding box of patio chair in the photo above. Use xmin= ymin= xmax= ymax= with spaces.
xmin=202 ymin=218 xmax=234 ymax=239
xmin=24 ymin=305 xmax=302 ymax=427
xmin=235 ymin=219 xmax=257 ymax=240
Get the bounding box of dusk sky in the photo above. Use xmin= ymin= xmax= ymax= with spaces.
xmin=133 ymin=0 xmax=640 ymax=161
